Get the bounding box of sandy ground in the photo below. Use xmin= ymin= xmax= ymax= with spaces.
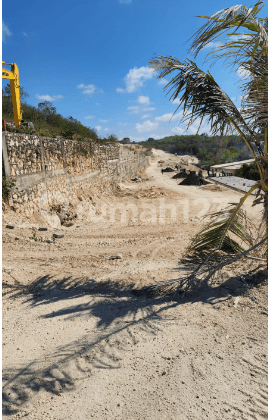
xmin=2 ymin=157 xmax=268 ymax=419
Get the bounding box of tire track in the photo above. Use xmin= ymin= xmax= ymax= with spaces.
xmin=226 ymin=343 xmax=268 ymax=419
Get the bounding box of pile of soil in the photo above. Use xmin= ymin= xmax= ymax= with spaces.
xmin=172 ymin=172 xmax=187 ymax=179
xmin=180 ymin=171 xmax=209 ymax=186
xmin=162 ymin=167 xmax=175 ymax=172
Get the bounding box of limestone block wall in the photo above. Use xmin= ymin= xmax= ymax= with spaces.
xmin=2 ymin=133 xmax=149 ymax=223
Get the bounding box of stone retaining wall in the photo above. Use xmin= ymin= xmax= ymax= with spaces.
xmin=2 ymin=133 xmax=150 ymax=224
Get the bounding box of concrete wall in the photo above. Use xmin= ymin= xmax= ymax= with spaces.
xmin=2 ymin=133 xmax=149 ymax=225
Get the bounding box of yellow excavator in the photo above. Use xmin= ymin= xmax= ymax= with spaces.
xmin=2 ymin=61 xmax=23 ymax=126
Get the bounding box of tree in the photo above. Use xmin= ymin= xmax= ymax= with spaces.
xmin=37 ymin=101 xmax=57 ymax=118
xmin=148 ymin=1 xmax=268 ymax=295
xmin=235 ymin=162 xmax=260 ymax=181
xmin=106 ymin=134 xmax=118 ymax=142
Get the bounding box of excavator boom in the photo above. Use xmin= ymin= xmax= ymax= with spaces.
xmin=2 ymin=61 xmax=23 ymax=126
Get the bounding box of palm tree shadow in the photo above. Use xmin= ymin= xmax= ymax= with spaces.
xmin=2 ymin=266 xmax=266 ymax=415
xmin=2 ymin=275 xmax=177 ymax=415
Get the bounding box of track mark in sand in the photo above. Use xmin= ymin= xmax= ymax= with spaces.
xmin=245 ymin=355 xmax=268 ymax=420
xmin=150 ymin=239 xmax=176 ymax=259
xmin=226 ymin=344 xmax=268 ymax=420
xmin=132 ymin=238 xmax=164 ymax=259
xmin=133 ymin=236 xmax=178 ymax=260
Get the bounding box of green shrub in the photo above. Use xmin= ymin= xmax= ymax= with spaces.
xmin=2 ymin=177 xmax=16 ymax=200
xmin=234 ymin=163 xmax=260 ymax=181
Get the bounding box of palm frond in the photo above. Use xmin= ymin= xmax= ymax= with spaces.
xmin=141 ymin=236 xmax=267 ymax=297
xmin=241 ymin=50 xmax=268 ymax=133
xmin=188 ymin=203 xmax=254 ymax=254
xmin=190 ymin=1 xmax=268 ymax=64
xmin=149 ymin=55 xmax=264 ymax=157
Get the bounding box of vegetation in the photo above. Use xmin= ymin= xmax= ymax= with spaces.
xmin=234 ymin=162 xmax=260 ymax=181
xmin=31 ymin=227 xmax=37 ymax=242
xmin=2 ymin=177 xmax=16 ymax=201
xmin=2 ymin=86 xmax=117 ymax=144
xmin=148 ymin=1 xmax=268 ymax=294
xmin=140 ymin=134 xmax=253 ymax=166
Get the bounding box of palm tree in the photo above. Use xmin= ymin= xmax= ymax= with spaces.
xmin=148 ymin=1 xmax=268 ymax=295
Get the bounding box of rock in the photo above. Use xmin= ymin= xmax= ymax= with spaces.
xmin=6 ymin=224 xmax=15 ymax=229
xmin=53 ymin=233 xmax=64 ymax=239
xmin=106 ymin=253 xmax=123 ymax=260
xmin=64 ymin=222 xmax=74 ymax=227
xmin=233 ymin=297 xmax=240 ymax=308
xmin=38 ymin=227 xmax=48 ymax=231
xmin=262 ymin=268 xmax=268 ymax=277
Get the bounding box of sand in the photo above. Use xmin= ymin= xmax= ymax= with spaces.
xmin=2 ymin=154 xmax=268 ymax=419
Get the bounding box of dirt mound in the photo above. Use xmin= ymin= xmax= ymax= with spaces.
xmin=179 ymin=171 xmax=209 ymax=186
xmin=201 ymin=184 xmax=228 ymax=192
xmin=172 ymin=172 xmax=187 ymax=179
xmin=162 ymin=167 xmax=175 ymax=172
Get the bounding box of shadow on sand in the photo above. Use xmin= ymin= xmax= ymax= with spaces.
xmin=2 ymin=269 xmax=266 ymax=415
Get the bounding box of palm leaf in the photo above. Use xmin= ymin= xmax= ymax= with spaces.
xmin=188 ymin=204 xmax=254 ymax=253
xmin=241 ymin=49 xmax=268 ymax=133
xmin=190 ymin=1 xmax=268 ymax=64
xmin=149 ymin=56 xmax=264 ymax=158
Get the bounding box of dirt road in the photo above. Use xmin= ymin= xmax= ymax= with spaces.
xmin=2 ymin=159 xmax=268 ymax=419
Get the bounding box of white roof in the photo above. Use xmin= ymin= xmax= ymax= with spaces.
xmin=211 ymin=159 xmax=254 ymax=170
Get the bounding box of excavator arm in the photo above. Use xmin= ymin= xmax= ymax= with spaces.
xmin=2 ymin=61 xmax=23 ymax=126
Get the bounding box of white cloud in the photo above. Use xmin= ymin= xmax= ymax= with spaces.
xmin=95 ymin=126 xmax=102 ymax=131
xmin=237 ymin=66 xmax=251 ymax=79
xmin=78 ymin=84 xmax=103 ymax=96
xmin=171 ymin=127 xmax=184 ymax=135
xmin=135 ymin=120 xmax=159 ymax=133
xmin=141 ymin=114 xmax=150 ymax=119
xmin=3 ymin=22 xmax=12 ymax=41
xmin=185 ymin=117 xmax=210 ymax=135
xmin=36 ymin=94 xmax=63 ymax=101
xmin=103 ymin=128 xmax=109 ymax=131
xmin=99 ymin=119 xmax=109 ymax=122
xmin=78 ymin=84 xmax=96 ymax=95
xmin=128 ymin=106 xmax=140 ymax=114
xmin=127 ymin=104 xmax=155 ymax=115
xmin=158 ymin=78 xmax=168 ymax=86
xmin=85 ymin=115 xmax=95 ymax=120
xmin=155 ymin=111 xmax=183 ymax=122
xmin=203 ymin=41 xmax=222 ymax=49
xmin=119 ymin=0 xmax=132 ymax=3
xmin=155 ymin=113 xmax=173 ymax=122
xmin=118 ymin=66 xmax=154 ymax=93
xmin=143 ymin=107 xmax=155 ymax=111
xmin=118 ymin=122 xmax=127 ymax=126
xmin=172 ymin=98 xmax=181 ymax=105
xmin=138 ymin=95 xmax=150 ymax=105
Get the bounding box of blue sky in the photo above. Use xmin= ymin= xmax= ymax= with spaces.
xmin=3 ymin=0 xmax=268 ymax=141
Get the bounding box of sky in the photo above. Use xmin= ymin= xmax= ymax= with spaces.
xmin=2 ymin=0 xmax=268 ymax=141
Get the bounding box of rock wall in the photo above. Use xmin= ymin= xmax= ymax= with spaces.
xmin=2 ymin=133 xmax=150 ymax=226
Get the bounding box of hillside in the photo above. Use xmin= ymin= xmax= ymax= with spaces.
xmin=2 ymin=86 xmax=117 ymax=144
xmin=139 ymin=134 xmax=255 ymax=167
